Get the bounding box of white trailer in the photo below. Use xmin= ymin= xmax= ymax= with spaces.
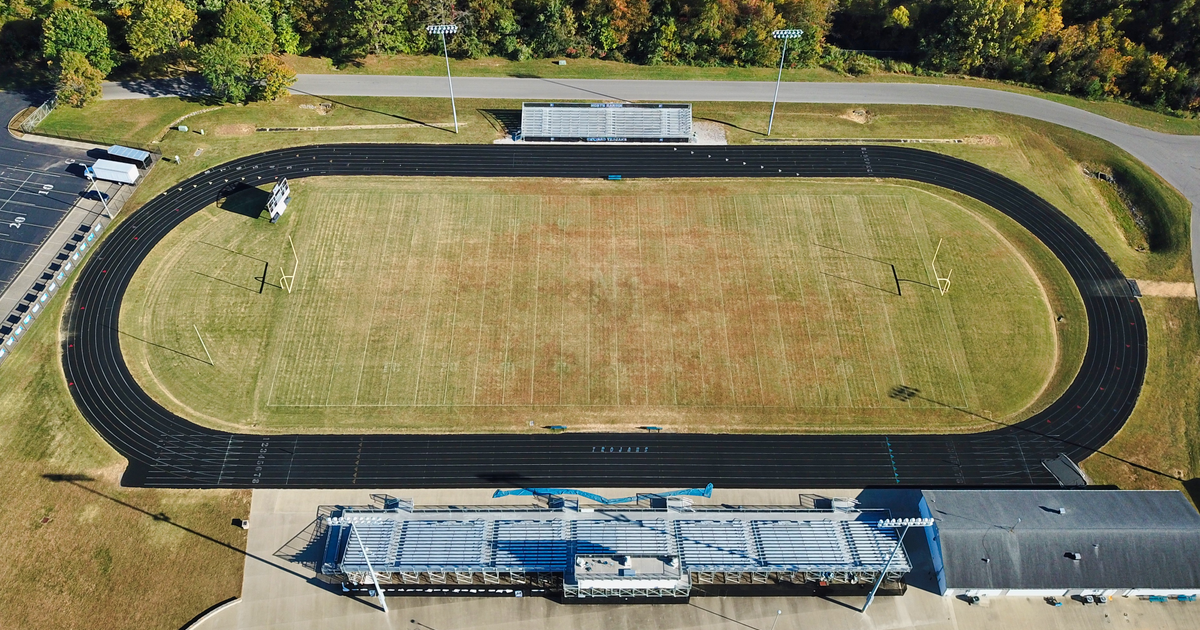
xmin=89 ymin=159 xmax=139 ymax=185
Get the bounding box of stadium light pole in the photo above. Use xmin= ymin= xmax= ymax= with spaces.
xmin=862 ymin=518 xmax=935 ymax=613
xmin=768 ymin=29 xmax=804 ymax=137
xmin=427 ymin=24 xmax=460 ymax=133
xmin=350 ymin=523 xmax=389 ymax=613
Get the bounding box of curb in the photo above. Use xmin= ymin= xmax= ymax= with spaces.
xmin=179 ymin=597 xmax=240 ymax=630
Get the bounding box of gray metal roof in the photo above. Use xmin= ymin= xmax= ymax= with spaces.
xmin=107 ymin=145 xmax=150 ymax=161
xmin=323 ymin=504 xmax=911 ymax=576
xmin=923 ymin=490 xmax=1200 ymax=590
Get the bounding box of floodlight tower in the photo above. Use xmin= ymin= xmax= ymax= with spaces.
xmin=768 ymin=29 xmax=805 ymax=137
xmin=862 ymin=517 xmax=935 ymax=612
xmin=427 ymin=24 xmax=460 ymax=133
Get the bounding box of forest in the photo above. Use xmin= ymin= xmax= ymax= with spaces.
xmin=1 ymin=0 xmax=1198 ymax=112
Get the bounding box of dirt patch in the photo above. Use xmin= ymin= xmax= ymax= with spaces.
xmin=215 ymin=123 xmax=256 ymax=136
xmin=963 ymin=135 xmax=1001 ymax=145
xmin=839 ymin=109 xmax=875 ymax=124
xmin=1133 ymin=280 xmax=1196 ymax=298
xmin=692 ymin=120 xmax=728 ymax=145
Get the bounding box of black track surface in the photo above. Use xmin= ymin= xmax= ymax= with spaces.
xmin=61 ymin=144 xmax=1146 ymax=488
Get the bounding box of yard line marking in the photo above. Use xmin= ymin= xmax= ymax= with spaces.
xmin=659 ymin=197 xmax=679 ymax=405
xmin=530 ymin=197 xmax=542 ymax=404
xmin=806 ymin=196 xmax=854 ymax=404
xmin=586 ymin=198 xmax=592 ymax=405
xmin=440 ymin=197 xmax=470 ymax=405
xmin=703 ymin=196 xmax=738 ymax=404
xmin=755 ymin=195 xmax=796 ymax=407
xmin=558 ymin=197 xmax=569 ymax=404
xmin=352 ymin=195 xmax=398 ymax=405
xmin=869 ymin=195 xmax=909 ymax=393
xmin=610 ymin=197 xmax=620 ymax=406
xmin=832 ymin=196 xmax=882 ymax=404
xmin=779 ymin=196 xmax=822 ymax=405
xmin=499 ymin=199 xmax=520 ymax=404
xmin=411 ymin=194 xmax=452 ymax=404
xmin=731 ymin=197 xmax=767 ymax=406
xmin=383 ymin=195 xmax=422 ymax=404
xmin=469 ymin=196 xmax=497 ymax=405
xmin=636 ymin=197 xmax=649 ymax=405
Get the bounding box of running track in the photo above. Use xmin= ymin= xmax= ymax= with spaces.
xmin=61 ymin=144 xmax=1146 ymax=488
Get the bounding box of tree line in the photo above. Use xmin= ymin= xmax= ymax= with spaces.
xmin=1 ymin=0 xmax=1197 ymax=113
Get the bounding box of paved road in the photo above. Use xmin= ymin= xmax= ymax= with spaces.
xmin=62 ymin=144 xmax=1145 ymax=488
xmin=102 ymin=75 xmax=1200 ymax=306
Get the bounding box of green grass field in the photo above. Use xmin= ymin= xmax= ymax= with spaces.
xmin=121 ymin=177 xmax=1066 ymax=434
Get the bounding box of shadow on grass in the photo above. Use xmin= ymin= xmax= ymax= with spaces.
xmin=287 ymin=88 xmax=452 ymax=133
xmin=110 ymin=325 xmax=210 ymax=365
xmin=40 ymin=474 xmax=315 ymax=584
xmin=217 ymin=182 xmax=269 ymax=219
xmin=695 ymin=116 xmax=765 ymax=138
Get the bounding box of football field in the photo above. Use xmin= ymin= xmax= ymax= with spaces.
xmin=121 ymin=177 xmax=1066 ymax=433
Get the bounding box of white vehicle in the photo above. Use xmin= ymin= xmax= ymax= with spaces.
xmin=89 ymin=159 xmax=139 ymax=185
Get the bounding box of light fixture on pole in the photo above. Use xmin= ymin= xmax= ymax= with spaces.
xmin=84 ymin=165 xmax=111 ymax=218
xmin=768 ymin=29 xmax=804 ymax=137
xmin=862 ymin=518 xmax=935 ymax=612
xmin=427 ymin=24 xmax=460 ymax=133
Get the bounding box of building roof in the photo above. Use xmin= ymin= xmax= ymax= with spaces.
xmin=922 ymin=490 xmax=1200 ymax=590
xmin=520 ymin=102 xmax=692 ymax=141
xmin=322 ymin=503 xmax=911 ymax=577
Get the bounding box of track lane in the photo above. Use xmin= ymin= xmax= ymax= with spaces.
xmin=61 ymin=144 xmax=1146 ymax=488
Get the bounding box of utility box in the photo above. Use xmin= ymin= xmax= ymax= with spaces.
xmin=89 ymin=159 xmax=139 ymax=185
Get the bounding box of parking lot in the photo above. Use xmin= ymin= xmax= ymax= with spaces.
xmin=1 ymin=93 xmax=94 ymax=298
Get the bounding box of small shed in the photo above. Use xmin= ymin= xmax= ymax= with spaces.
xmin=107 ymin=145 xmax=153 ymax=168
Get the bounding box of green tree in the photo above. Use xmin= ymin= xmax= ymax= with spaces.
xmin=219 ymin=0 xmax=275 ymax=54
xmin=126 ymin=0 xmax=198 ymax=61
xmin=349 ymin=0 xmax=412 ymax=57
xmin=55 ymin=49 xmax=104 ymax=107
xmin=250 ymin=53 xmax=296 ymax=100
xmin=41 ymin=6 xmax=114 ymax=74
xmin=197 ymin=37 xmax=252 ymax=102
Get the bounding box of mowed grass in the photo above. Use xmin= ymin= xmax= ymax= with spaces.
xmin=121 ymin=177 xmax=1067 ymax=434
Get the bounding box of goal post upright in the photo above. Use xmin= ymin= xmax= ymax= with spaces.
xmin=931 ymin=238 xmax=953 ymax=296
xmin=281 ymin=234 xmax=298 ymax=294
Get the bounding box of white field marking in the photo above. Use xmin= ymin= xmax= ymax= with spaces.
xmin=324 ymin=334 xmax=343 ymax=406
xmin=440 ymin=198 xmax=470 ymax=405
xmin=805 ymin=196 xmax=855 ymax=404
xmin=469 ymin=197 xmax=497 ymax=405
xmin=263 ymin=401 xmax=954 ymax=409
xmin=831 ymin=196 xmax=882 ymax=404
xmin=900 ymin=195 xmax=972 ymax=407
xmin=778 ymin=196 xmax=822 ymax=405
xmin=586 ymin=199 xmax=592 ymax=405
xmin=864 ymin=195 xmax=909 ymax=396
xmin=659 ymin=197 xmax=680 ymax=405
xmin=636 ymin=197 xmax=649 ymax=405
xmin=528 ymin=198 xmax=541 ymax=404
xmin=557 ymin=198 xmax=568 ymax=404
xmin=752 ymin=196 xmax=797 ymax=407
xmin=317 ymin=194 xmax=365 ymax=405
xmin=498 ymin=202 xmax=520 ymax=404
xmin=411 ymin=194 xmax=452 ymax=405
xmin=382 ymin=196 xmax=423 ymax=405
xmin=702 ymin=196 xmax=738 ymax=404
xmin=610 ymin=198 xmax=620 ymax=405
xmin=352 ymin=195 xmax=399 ymax=405
xmin=894 ymin=195 xmax=942 ymax=401
xmin=731 ymin=197 xmax=766 ymax=406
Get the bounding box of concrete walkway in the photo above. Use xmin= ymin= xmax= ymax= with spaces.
xmin=101 ymin=75 xmax=1200 ymax=306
